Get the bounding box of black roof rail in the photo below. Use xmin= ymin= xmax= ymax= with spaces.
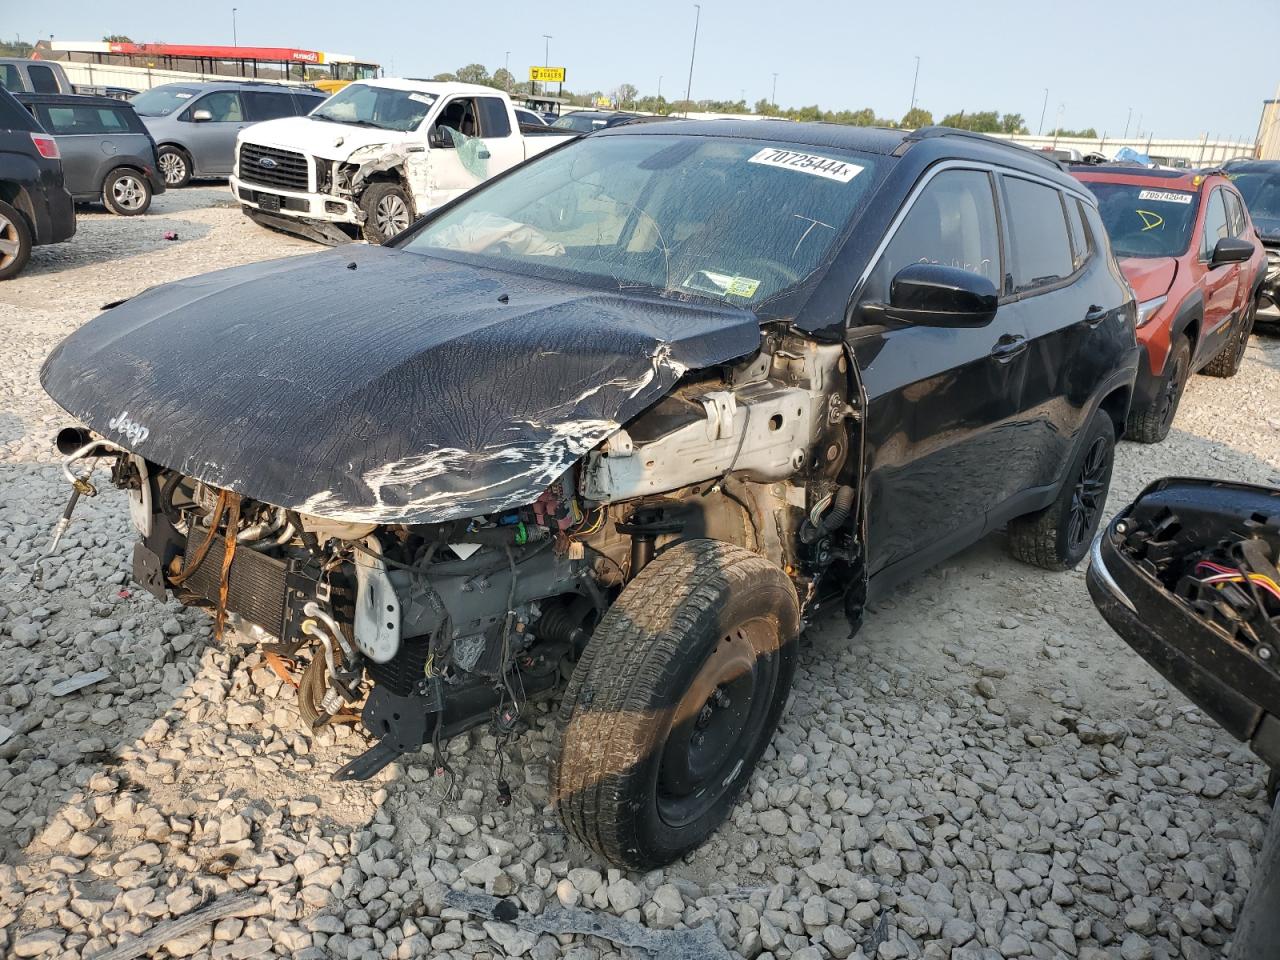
xmin=897 ymin=125 xmax=1065 ymax=170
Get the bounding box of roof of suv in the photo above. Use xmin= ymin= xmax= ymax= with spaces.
xmin=15 ymin=91 xmax=136 ymax=109
xmin=595 ymin=120 xmax=1083 ymax=190
xmin=1071 ymin=165 xmax=1227 ymax=191
xmin=146 ymin=79 xmax=324 ymax=94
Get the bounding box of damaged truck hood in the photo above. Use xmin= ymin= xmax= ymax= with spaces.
xmin=240 ymin=115 xmax=413 ymax=161
xmin=40 ymin=245 xmax=762 ymax=524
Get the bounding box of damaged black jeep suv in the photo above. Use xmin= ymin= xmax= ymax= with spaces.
xmin=41 ymin=122 xmax=1139 ymax=868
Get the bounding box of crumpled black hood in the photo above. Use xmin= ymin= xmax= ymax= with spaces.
xmin=41 ymin=244 xmax=761 ymax=523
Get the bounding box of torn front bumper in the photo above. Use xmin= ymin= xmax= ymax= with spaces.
xmin=230 ymin=174 xmax=361 ymax=229
xmin=1086 ymin=479 xmax=1280 ymax=771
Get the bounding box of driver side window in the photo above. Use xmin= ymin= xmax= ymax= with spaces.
xmin=190 ymin=91 xmax=243 ymax=122
xmin=434 ymin=98 xmax=479 ymax=145
xmin=865 ymin=169 xmax=1002 ymax=304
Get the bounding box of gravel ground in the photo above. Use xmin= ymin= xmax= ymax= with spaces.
xmin=1 ymin=188 xmax=1278 ymax=960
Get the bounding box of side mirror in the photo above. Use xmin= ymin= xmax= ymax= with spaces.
xmin=428 ymin=127 xmax=451 ymax=149
xmin=191 ymin=109 xmax=212 ymax=122
xmin=1210 ymin=236 xmax=1254 ymax=266
xmin=880 ymin=262 xmax=999 ymax=327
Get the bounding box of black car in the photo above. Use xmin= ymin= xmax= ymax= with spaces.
xmin=0 ymin=86 xmax=75 ymax=280
xmin=1226 ymin=159 xmax=1280 ymax=314
xmin=17 ymin=92 xmax=164 ymax=216
xmin=551 ymin=109 xmax=645 ymax=132
xmin=40 ymin=122 xmax=1138 ymax=868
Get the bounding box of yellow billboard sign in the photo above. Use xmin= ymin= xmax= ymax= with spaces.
xmin=530 ymin=66 xmax=566 ymax=83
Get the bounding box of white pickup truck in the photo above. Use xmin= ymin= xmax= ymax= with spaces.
xmin=231 ymin=79 xmax=575 ymax=244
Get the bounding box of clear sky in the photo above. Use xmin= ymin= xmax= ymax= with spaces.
xmin=6 ymin=0 xmax=1276 ymax=141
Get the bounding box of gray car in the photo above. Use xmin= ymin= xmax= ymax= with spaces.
xmin=17 ymin=92 xmax=163 ymax=216
xmin=130 ymin=81 xmax=328 ymax=187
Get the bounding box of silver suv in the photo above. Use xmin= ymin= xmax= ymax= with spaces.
xmin=130 ymin=80 xmax=328 ymax=187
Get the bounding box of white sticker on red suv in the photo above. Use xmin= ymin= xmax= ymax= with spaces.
xmin=748 ymin=148 xmax=863 ymax=183
xmin=1137 ymin=189 xmax=1193 ymax=204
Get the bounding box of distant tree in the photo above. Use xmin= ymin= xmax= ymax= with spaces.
xmin=1052 ymin=127 xmax=1097 ymax=139
xmin=491 ymin=67 xmax=515 ymax=91
xmin=999 ymin=112 xmax=1026 ymax=134
xmin=614 ymin=82 xmax=638 ymax=109
xmin=0 ymin=40 xmax=33 ymax=57
xmin=103 ymin=34 xmax=133 ymax=43
xmin=432 ymin=71 xmax=458 ymax=82
xmin=454 ymin=63 xmax=490 ymax=85
xmin=901 ymin=107 xmax=933 ymax=129
xmin=754 ymin=97 xmax=778 ymax=116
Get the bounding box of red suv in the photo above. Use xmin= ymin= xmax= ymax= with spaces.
xmin=1073 ymin=166 xmax=1265 ymax=441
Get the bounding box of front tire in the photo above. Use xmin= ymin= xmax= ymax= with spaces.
xmin=1201 ymin=299 xmax=1255 ymax=378
xmin=0 ymin=200 xmax=32 ymax=281
xmin=1126 ymin=335 xmax=1190 ymax=444
xmin=554 ymin=539 xmax=799 ymax=869
xmin=359 ymin=182 xmax=413 ymax=244
xmin=157 ymin=146 xmax=191 ymax=188
xmin=102 ymin=168 xmax=152 ymax=216
xmin=1008 ymin=409 xmax=1115 ymax=571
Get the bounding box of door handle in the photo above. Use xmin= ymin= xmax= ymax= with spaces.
xmin=1084 ymin=304 xmax=1108 ymax=326
xmin=991 ymin=334 xmax=1027 ymax=362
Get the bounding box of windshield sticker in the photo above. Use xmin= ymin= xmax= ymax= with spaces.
xmin=408 ymin=93 xmax=437 ymax=106
xmin=725 ymin=276 xmax=761 ymax=298
xmin=748 ymin=147 xmax=863 ymax=183
xmin=174 ymin=92 xmax=193 ymax=99
xmin=1137 ymin=189 xmax=1193 ymax=205
xmin=1136 ymin=210 xmax=1164 ymax=231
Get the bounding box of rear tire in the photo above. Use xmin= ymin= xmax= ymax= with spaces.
xmin=359 ymin=182 xmax=413 ymax=244
xmin=102 ymin=168 xmax=152 ymax=216
xmin=554 ymin=539 xmax=799 ymax=869
xmin=157 ymin=146 xmax=191 ymax=188
xmin=0 ymin=200 xmax=32 ymax=281
xmin=1008 ymin=409 xmax=1115 ymax=571
xmin=1201 ymin=299 xmax=1255 ymax=378
xmin=1126 ymin=335 xmax=1190 ymax=444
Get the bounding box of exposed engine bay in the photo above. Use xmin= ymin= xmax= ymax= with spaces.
xmin=49 ymin=332 xmax=864 ymax=781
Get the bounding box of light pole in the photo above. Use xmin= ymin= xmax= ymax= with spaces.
xmin=1123 ymin=106 xmax=1132 ymax=140
xmin=771 ymin=72 xmax=778 ymax=109
xmin=1052 ymin=102 xmax=1064 ymax=148
xmin=232 ymin=7 xmax=238 ymax=46
xmin=657 ymin=75 xmax=663 ymax=105
xmin=541 ymin=35 xmax=551 ymax=96
xmin=684 ymin=3 xmax=700 ymax=118
xmin=1037 ymin=87 xmax=1048 ymax=136
xmin=909 ymin=55 xmax=920 ymax=113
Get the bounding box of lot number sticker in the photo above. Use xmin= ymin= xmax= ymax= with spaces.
xmin=1137 ymin=189 xmax=1193 ymax=205
xmin=749 ymin=148 xmax=863 ymax=183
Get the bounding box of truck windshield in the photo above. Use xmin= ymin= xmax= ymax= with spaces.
xmin=1082 ymin=181 xmax=1200 ymax=258
xmin=310 ymin=83 xmax=434 ymax=132
xmin=1231 ymin=171 xmax=1280 ymax=221
xmin=130 ymin=86 xmax=201 ymax=117
xmin=402 ymin=134 xmax=882 ymax=306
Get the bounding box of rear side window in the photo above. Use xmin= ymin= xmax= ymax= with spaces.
xmin=1201 ymin=189 xmax=1230 ymax=257
xmin=1003 ymin=176 xmax=1074 ymax=292
xmin=38 ymin=105 xmax=132 ymax=135
xmin=0 ymin=89 xmax=42 ymax=131
xmin=0 ymin=64 xmax=26 ymax=92
xmin=292 ymin=93 xmax=326 ymax=115
xmin=242 ymin=91 xmax=296 ymax=122
xmin=476 ymin=97 xmax=512 ymax=138
xmin=1065 ymin=197 xmax=1091 ymax=271
xmin=865 ymin=168 xmax=1002 ymax=302
xmin=28 ymin=64 xmax=60 ymax=94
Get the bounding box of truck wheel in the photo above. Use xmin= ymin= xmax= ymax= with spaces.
xmin=1126 ymin=335 xmax=1190 ymax=444
xmin=103 ymin=168 xmax=152 ymax=216
xmin=0 ymin=201 xmax=32 ymax=281
xmin=1201 ymin=300 xmax=1255 ymax=378
xmin=554 ymin=539 xmax=799 ymax=869
xmin=360 ymin=183 xmax=413 ymax=244
xmin=1008 ymin=409 xmax=1115 ymax=571
xmin=157 ymin=146 xmax=191 ymax=188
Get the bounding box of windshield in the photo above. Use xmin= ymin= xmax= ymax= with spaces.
xmin=130 ymin=85 xmax=200 ymax=117
xmin=402 ymin=134 xmax=882 ymax=306
xmin=310 ymin=83 xmax=434 ymax=132
xmin=1230 ymin=170 xmax=1280 ymax=222
xmin=554 ymin=114 xmax=608 ymax=132
xmin=1082 ymin=181 xmax=1200 ymax=258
